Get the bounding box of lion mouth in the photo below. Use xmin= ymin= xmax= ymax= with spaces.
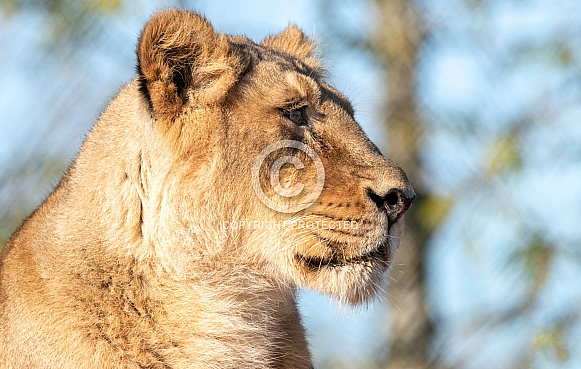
xmin=290 ymin=214 xmax=401 ymax=271
xmin=295 ymin=241 xmax=389 ymax=270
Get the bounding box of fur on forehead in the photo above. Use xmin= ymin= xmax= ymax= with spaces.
xmin=272 ymin=73 xmax=322 ymax=108
xmin=238 ymin=65 xmax=323 ymax=111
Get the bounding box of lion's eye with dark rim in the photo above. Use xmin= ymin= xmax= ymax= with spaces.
xmin=283 ymin=106 xmax=307 ymax=126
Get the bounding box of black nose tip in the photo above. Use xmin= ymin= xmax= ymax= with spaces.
xmin=367 ymin=188 xmax=415 ymax=223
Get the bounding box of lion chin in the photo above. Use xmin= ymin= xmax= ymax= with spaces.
xmin=286 ymin=213 xmax=406 ymax=305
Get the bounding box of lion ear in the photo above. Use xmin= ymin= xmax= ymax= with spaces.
xmin=137 ymin=9 xmax=244 ymax=119
xmin=261 ymin=25 xmax=321 ymax=68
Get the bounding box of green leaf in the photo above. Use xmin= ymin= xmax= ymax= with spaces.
xmin=532 ymin=326 xmax=569 ymax=363
xmin=486 ymin=136 xmax=521 ymax=174
xmin=510 ymin=233 xmax=555 ymax=293
xmin=417 ymin=195 xmax=453 ymax=230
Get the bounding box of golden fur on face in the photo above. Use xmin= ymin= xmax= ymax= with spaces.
xmin=0 ymin=9 xmax=414 ymax=368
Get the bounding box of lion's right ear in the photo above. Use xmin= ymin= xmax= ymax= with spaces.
xmin=137 ymin=9 xmax=244 ymax=120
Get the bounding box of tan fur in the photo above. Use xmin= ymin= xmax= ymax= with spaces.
xmin=0 ymin=9 xmax=414 ymax=369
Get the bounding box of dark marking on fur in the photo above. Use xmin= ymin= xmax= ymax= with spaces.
xmin=136 ymin=65 xmax=154 ymax=115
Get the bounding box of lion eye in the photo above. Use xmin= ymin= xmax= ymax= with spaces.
xmin=284 ymin=107 xmax=307 ymax=125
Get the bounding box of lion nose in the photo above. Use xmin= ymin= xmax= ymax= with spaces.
xmin=367 ymin=187 xmax=415 ymax=223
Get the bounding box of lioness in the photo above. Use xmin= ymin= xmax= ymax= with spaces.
xmin=0 ymin=9 xmax=414 ymax=369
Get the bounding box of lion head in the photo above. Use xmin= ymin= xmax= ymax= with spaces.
xmin=136 ymin=9 xmax=414 ymax=305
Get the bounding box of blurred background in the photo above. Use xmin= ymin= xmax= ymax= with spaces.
xmin=1 ymin=0 xmax=580 ymax=368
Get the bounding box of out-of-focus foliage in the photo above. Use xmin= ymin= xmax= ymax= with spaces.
xmin=0 ymin=0 xmax=121 ymax=45
xmin=417 ymin=195 xmax=453 ymax=231
xmin=486 ymin=135 xmax=522 ymax=174
xmin=0 ymin=0 xmax=131 ymax=250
